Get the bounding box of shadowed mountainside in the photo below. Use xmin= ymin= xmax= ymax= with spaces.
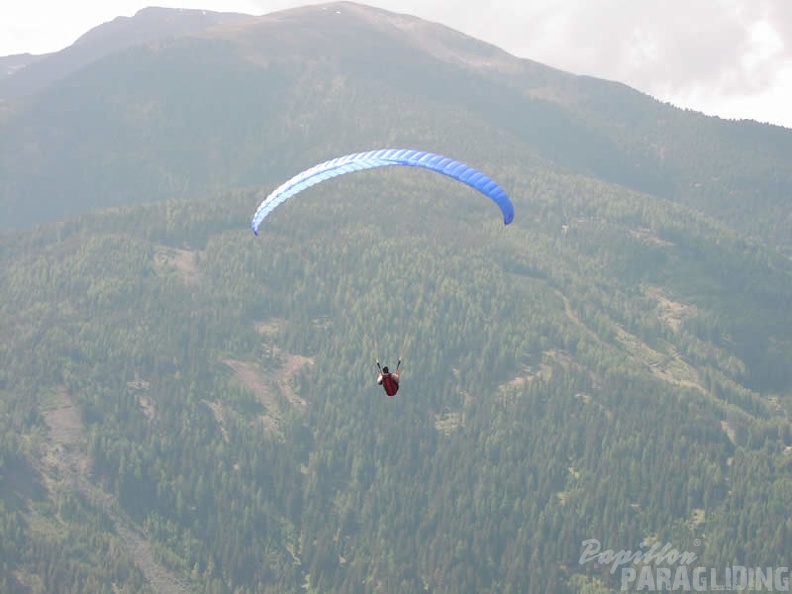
xmin=1 ymin=2 xmax=790 ymax=250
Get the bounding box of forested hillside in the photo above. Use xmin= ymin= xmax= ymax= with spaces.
xmin=1 ymin=156 xmax=789 ymax=592
xmin=0 ymin=7 xmax=251 ymax=100
xmin=1 ymin=3 xmax=791 ymax=593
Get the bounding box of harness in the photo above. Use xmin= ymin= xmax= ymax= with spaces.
xmin=382 ymin=374 xmax=399 ymax=396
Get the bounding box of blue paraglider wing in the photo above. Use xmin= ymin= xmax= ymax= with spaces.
xmin=251 ymin=149 xmax=514 ymax=234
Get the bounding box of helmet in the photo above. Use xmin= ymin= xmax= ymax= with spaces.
xmin=382 ymin=366 xmax=389 ymax=374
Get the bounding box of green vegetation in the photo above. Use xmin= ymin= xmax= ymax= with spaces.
xmin=0 ymin=4 xmax=790 ymax=593
xmin=1 ymin=163 xmax=789 ymax=592
xmin=1 ymin=4 xmax=790 ymax=253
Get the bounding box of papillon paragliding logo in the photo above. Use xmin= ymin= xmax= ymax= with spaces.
xmin=579 ymin=539 xmax=790 ymax=592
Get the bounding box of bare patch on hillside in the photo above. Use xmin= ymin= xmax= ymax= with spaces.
xmin=204 ymin=400 xmax=230 ymax=443
xmin=721 ymin=421 xmax=737 ymax=445
xmin=629 ymin=227 xmax=675 ymax=248
xmin=615 ymin=327 xmax=704 ymax=392
xmin=255 ymin=318 xmax=287 ymax=338
xmin=138 ymin=395 xmax=156 ymax=421
xmin=554 ymin=288 xmax=704 ymax=392
xmin=154 ymin=246 xmax=202 ymax=286
xmin=42 ymin=387 xmax=83 ymax=449
xmin=574 ymin=392 xmax=613 ymax=420
xmin=435 ymin=411 xmax=462 ymax=435
xmin=644 ymin=286 xmax=697 ymax=332
xmin=224 ymin=349 xmax=312 ymax=437
xmin=127 ymin=375 xmax=156 ymax=421
xmin=556 ymin=290 xmax=606 ymax=347
xmin=545 ymin=349 xmax=576 ymax=368
xmin=507 ymin=363 xmax=552 ymax=387
xmin=225 ymin=351 xmax=311 ymax=410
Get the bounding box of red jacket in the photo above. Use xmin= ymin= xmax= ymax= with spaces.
xmin=377 ymin=371 xmax=400 ymax=396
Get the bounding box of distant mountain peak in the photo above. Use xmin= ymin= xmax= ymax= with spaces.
xmin=2 ymin=0 xmax=790 ymax=252
xmin=206 ymin=1 xmax=564 ymax=84
xmin=71 ymin=5 xmax=254 ymax=48
xmin=0 ymin=6 xmax=254 ymax=98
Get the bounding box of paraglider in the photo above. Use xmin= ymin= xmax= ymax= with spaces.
xmin=376 ymin=360 xmax=401 ymax=397
xmin=251 ymin=149 xmax=514 ymax=397
xmin=251 ymin=149 xmax=514 ymax=234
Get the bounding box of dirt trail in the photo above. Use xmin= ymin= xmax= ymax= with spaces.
xmin=42 ymin=388 xmax=191 ymax=594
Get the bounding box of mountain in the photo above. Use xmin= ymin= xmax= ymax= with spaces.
xmin=0 ymin=7 xmax=253 ymax=99
xmin=0 ymin=53 xmax=45 ymax=80
xmin=0 ymin=3 xmax=790 ymax=593
xmin=1 ymin=159 xmax=789 ymax=593
xmin=1 ymin=2 xmax=791 ymax=252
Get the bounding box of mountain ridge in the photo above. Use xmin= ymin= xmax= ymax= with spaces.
xmin=1 ymin=3 xmax=789 ymax=251
xmin=1 ymin=162 xmax=789 ymax=592
xmin=0 ymin=6 xmax=253 ymax=99
xmin=1 ymin=9 xmax=789 ymax=591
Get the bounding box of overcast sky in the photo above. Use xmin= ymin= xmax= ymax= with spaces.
xmin=2 ymin=0 xmax=790 ymax=129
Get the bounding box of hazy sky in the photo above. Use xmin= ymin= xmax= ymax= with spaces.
xmin=2 ymin=0 xmax=790 ymax=129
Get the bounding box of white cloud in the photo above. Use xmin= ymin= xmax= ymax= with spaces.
xmin=0 ymin=1 xmax=263 ymax=55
